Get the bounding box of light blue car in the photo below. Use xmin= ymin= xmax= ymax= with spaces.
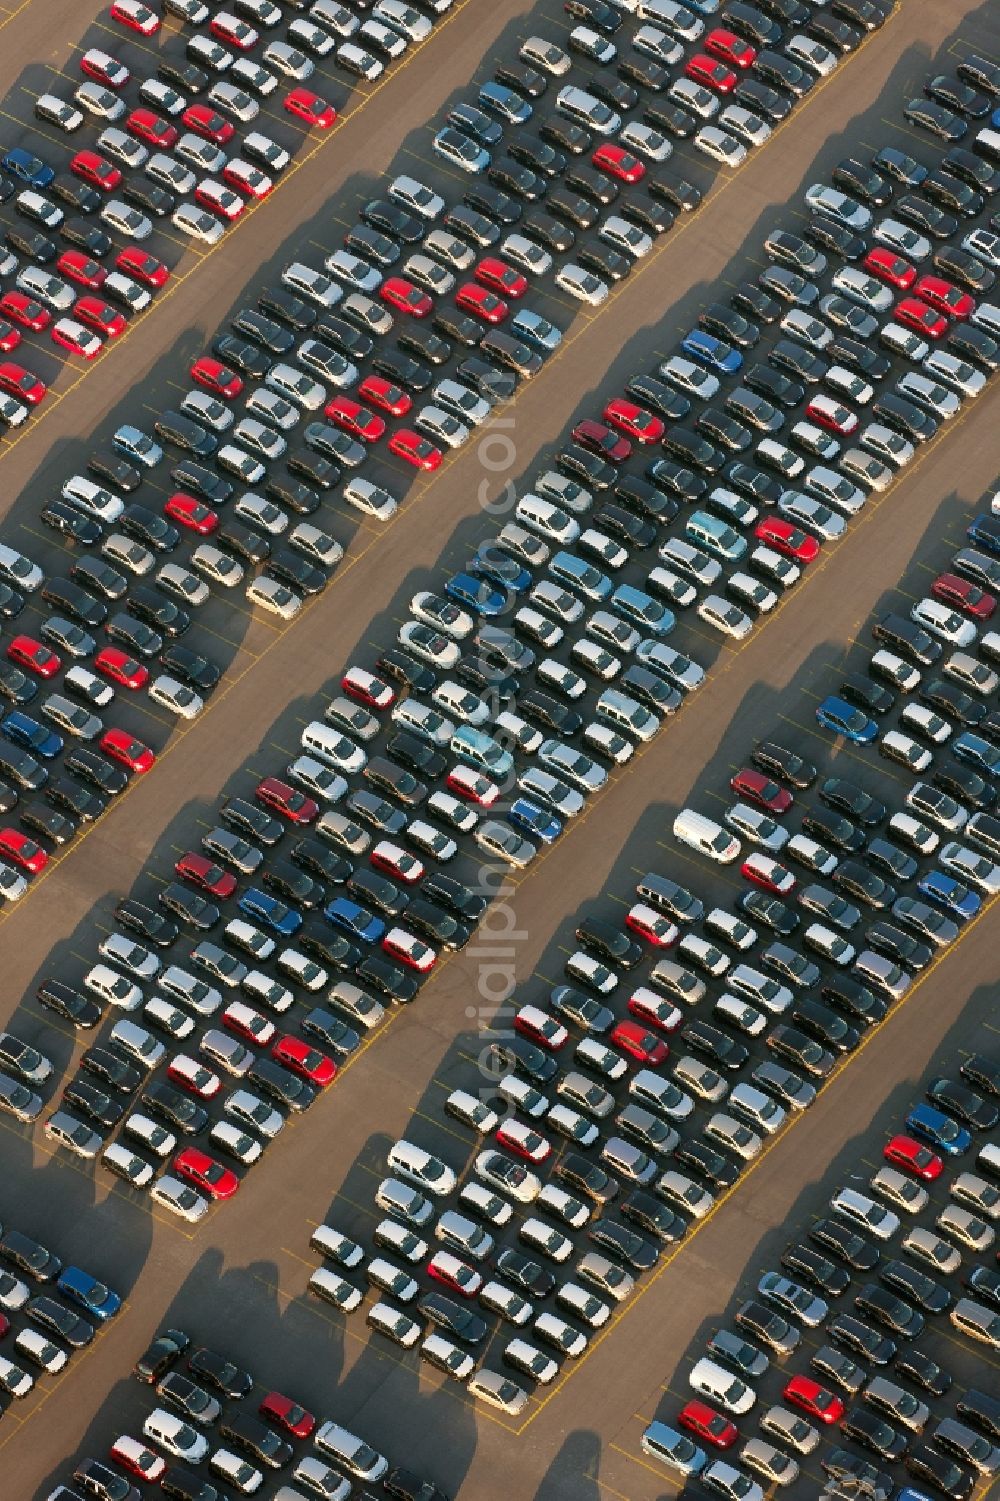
xmin=511 ymin=309 xmax=562 ymax=352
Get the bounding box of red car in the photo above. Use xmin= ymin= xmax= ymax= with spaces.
xmin=259 ymin=1392 xmax=316 ymax=1439
xmin=116 ymin=248 xmax=169 ymax=288
xmin=895 ymin=297 xmax=948 ymax=340
xmin=175 ymin=852 xmax=237 ymax=900
xmin=0 ymin=292 xmax=49 ymax=332
xmin=783 ymin=1374 xmax=844 ymax=1425
xmin=109 ymin=1437 xmax=165 ymax=1483
xmin=883 ymin=1134 xmax=944 ymax=1181
xmin=704 ymin=27 xmax=756 ymax=67
xmin=165 ymin=493 xmax=219 ymax=535
xmin=58 ymin=251 xmax=107 ymax=291
xmin=210 ymin=11 xmax=258 ymax=48
xmin=381 ymin=928 xmax=436 ymax=972
xmin=173 ymin=1147 xmax=239 ymax=1200
xmin=7 ymin=635 xmax=60 ymax=678
xmin=513 ymin=1005 xmax=569 ymax=1051
xmin=426 ymin=1252 xmax=483 ymax=1298
xmin=741 ymin=853 xmax=796 ymax=895
xmin=370 ymin=841 xmax=424 ymax=883
xmin=126 ymin=109 xmax=179 ymax=150
xmin=0 ymin=828 xmax=48 ymax=874
xmin=626 ymin=987 xmax=683 ymax=1033
xmin=341 ymin=666 xmax=395 ymax=709
xmin=0 ymin=321 xmax=21 ymax=353
xmin=190 ymin=356 xmax=243 ymax=399
xmin=357 ymin=374 xmax=411 ymax=416
xmin=74 ymin=297 xmax=127 ymax=339
xmin=194 ymin=180 xmax=245 ymax=222
xmin=109 ymin=0 xmax=160 ymax=36
xmin=603 ymin=397 xmax=664 ymax=445
xmin=913 ymin=275 xmax=975 ymax=321
xmin=94 ymin=647 xmax=148 ymax=690
xmin=183 ymin=104 xmax=235 ymax=146
xmin=446 ymin=765 xmax=498 ymax=806
xmin=101 ymin=728 xmax=155 ymax=773
xmin=571 ymin=418 xmax=631 ymax=463
xmin=864 ymin=247 xmax=916 ymax=290
xmin=730 ymin=768 xmax=793 ymax=815
xmin=222 ymin=1002 xmax=275 ymax=1046
xmin=624 ymin=904 xmax=678 ymax=948
xmin=222 ymin=160 xmax=272 ymax=200
xmin=80 ymin=48 xmax=129 ymax=87
xmin=754 ymin=516 xmax=820 ymax=563
xmin=388 ymin=429 xmax=442 ymax=471
xmin=806 ymin=395 xmax=857 ymax=436
xmin=255 ymin=777 xmax=318 ymax=824
xmin=495 ymin=1120 xmax=551 ymax=1163
xmin=167 ymin=1056 xmax=221 ymax=1098
xmin=271 ymin=1035 xmax=336 ymax=1087
xmin=284 ymin=88 xmax=337 ymax=129
xmin=455 ymin=283 xmax=507 ymax=324
xmin=592 ymin=142 xmax=645 ymax=183
xmin=677 ymin=1400 xmax=738 ymax=1449
xmin=474 ymin=257 xmax=528 ymax=299
xmin=324 ymin=396 xmax=385 ymax=443
xmin=70 ymin=150 xmax=122 ymax=192
xmin=52 ymin=321 xmax=102 ymax=360
xmin=609 ymin=1019 xmax=669 ymax=1066
xmin=685 ymin=54 xmax=737 ymax=92
xmin=931 ymin=572 xmax=995 ymax=619
xmin=0 ymin=362 xmax=45 ymax=405
xmin=380 ymin=277 xmax=433 ymax=319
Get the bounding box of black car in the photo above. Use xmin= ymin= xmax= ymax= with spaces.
xmin=880 ymin=1258 xmax=951 ymax=1315
xmin=926 ymin=1075 xmax=998 ymax=1130
xmin=586 ymin=1218 xmax=658 ymax=1272
xmin=62 ymin=1078 xmax=124 ymax=1129
xmin=801 ymin=810 xmax=865 ymax=852
xmin=844 ymin=1409 xmax=908 ymax=1464
xmin=789 ymin=997 xmax=858 ymax=1052
xmin=722 ymin=2 xmax=782 ymax=48
xmin=27 ymin=1295 xmax=93 ymax=1348
xmin=230 ymin=308 xmax=294 ymax=354
xmin=740 ymin=890 xmax=798 ymax=935
xmin=188 ymin=1346 xmax=253 ymax=1399
xmin=895 ymin=1346 xmax=951 ymax=1396
xmin=115 ymin=898 xmax=178 ymax=948
xmin=20 ymin=803 xmax=75 ymax=846
xmin=80 ymin=1046 xmax=141 ymax=1094
xmin=840 ymin=674 xmax=895 ymax=716
xmin=948 ymin=323 xmax=1000 ymax=372
xmin=140 ymin=1082 xmax=207 ymax=1135
xmin=821 ymin=974 xmax=887 ymax=1025
xmin=767 ymin=1024 xmax=833 ymax=1078
xmin=856 ymin=1282 xmax=924 ymax=1339
xmin=733 ymin=1299 xmax=798 ymax=1356
xmin=40 ymin=501 xmax=102 ymax=546
xmin=120 ymin=503 xmax=179 ymax=554
xmin=126 ymin=585 xmax=189 ymax=637
xmin=828 ymin=1312 xmax=897 ymax=1366
xmin=218 ymin=1412 xmax=291 ymax=1469
xmin=933 ymin=764 xmax=995 ymax=811
xmin=170 ymin=461 xmax=232 ymax=505
xmin=646 ymin=458 xmax=707 ymax=501
xmin=923 ymin=170 xmax=984 ymax=218
xmin=780 ymin=1243 xmax=851 ymax=1296
xmin=0 ymin=1229 xmax=62 ymax=1281
xmin=485 ymin=1036 xmax=557 ymax=1085
xmin=41 ymin=577 xmax=107 ymax=629
xmin=960 ymin=1053 xmax=1000 ymax=1097
xmin=894 ymin=193 xmax=959 ymax=240
xmin=494 ymin=1248 xmax=555 ymax=1298
xmin=819 ymin=777 xmax=886 ymax=826
xmin=257 ymin=286 xmax=316 ymax=331
xmin=160 ymin=645 xmax=220 ymax=694
xmin=833 ymin=157 xmax=893 ymax=205
xmin=417 ymin=1292 xmax=488 ymax=1343
xmin=811 ymin=1217 xmax=879 ymax=1271
xmin=672 ymin=1136 xmax=740 ymax=1190
xmin=828 ymin=333 xmax=891 ymax=379
xmin=745 ymin=365 xmax=805 ymax=411
xmin=866 ymin=921 xmax=932 ymax=972
xmin=680 ymin=1020 xmax=749 ymax=1072
xmin=361 ymin=198 xmax=422 ymax=243
xmin=135 ymin=1327 xmax=190 ymax=1384
xmin=965 ymin=1265 xmax=1000 ymax=1310
xmin=905 ymin=1443 xmax=974 ymax=1500
xmin=751 ymin=741 xmax=816 ymax=788
xmin=220 ymin=797 xmax=283 ymax=847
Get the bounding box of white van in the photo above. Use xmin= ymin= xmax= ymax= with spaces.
xmin=300 ymin=721 xmax=366 ymax=773
xmin=673 ymin=808 xmax=741 ymax=863
xmin=386 ymin=1140 xmax=456 ymax=1196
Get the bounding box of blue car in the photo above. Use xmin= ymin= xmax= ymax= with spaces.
xmin=3 ymin=147 xmax=54 ymax=188
xmin=508 ymin=797 xmax=562 ymax=844
xmin=238 ymin=888 xmax=302 ymax=937
xmin=549 ymin=550 xmax=612 ymax=603
xmin=918 ymin=870 xmax=981 ymax=921
xmin=681 ymin=329 xmax=743 ymax=375
xmin=952 ymin=730 xmax=1000 ymax=777
xmin=478 ymin=81 xmax=532 ymax=126
xmin=905 ymin=1102 xmax=971 ymax=1156
xmin=324 ymin=895 xmax=385 ymax=944
xmin=470 ymin=549 xmax=532 ymax=594
xmin=611 ymin=584 xmax=675 ymax=637
xmin=444 ymin=572 xmax=507 ymax=617
xmin=511 ymin=309 xmax=562 ymax=352
xmin=814 ymin=695 xmax=878 ymax=745
xmin=56 ymin=1266 xmax=121 ymax=1322
xmin=1 ymin=710 xmax=63 ymax=759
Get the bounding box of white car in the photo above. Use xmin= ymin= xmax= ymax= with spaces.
xmin=191 ymin=544 xmax=245 ymax=588
xmin=172 ymin=203 xmax=225 ymax=244
xmin=246 ymin=576 xmax=302 ymax=619
xmin=619 ymin=122 xmax=672 ymax=160
xmin=147 ymin=674 xmax=205 ymax=719
xmin=325 ymin=249 xmax=382 ymax=292
xmin=872 ymin=217 xmax=931 ymax=262
xmin=599 ymin=215 xmax=652 ymax=258
xmin=695 ymin=127 xmax=747 ymax=166
xmin=101 ymin=198 xmax=152 ymax=239
xmin=689 ymin=1357 xmax=756 ymax=1415
xmin=554 ymin=263 xmax=608 ymax=305
xmin=389 ymin=174 xmax=444 ymax=220
xmin=143 ymin=1408 xmax=209 ymax=1463
xmin=804 ymin=184 xmax=871 ymax=231
xmin=911 ymin=598 xmax=977 ymax=647
xmin=718 ymin=105 xmax=771 ymax=147
xmin=831 ymin=1186 xmax=899 ymax=1240
xmin=84 ymin=963 xmax=142 ymax=1012
xmin=336 ymin=41 xmax=384 ymax=79
xmin=962 ymin=227 xmax=1000 ymax=266
xmin=263 ymin=39 xmax=315 ymax=78
xmin=502 ymin=232 xmax=552 ymax=275
xmin=399 ymin=621 xmax=461 ymax=668
xmin=777 ymin=492 xmax=845 ymax=541
xmin=150 ymin=1175 xmax=209 ymax=1223
xmin=414 ymin=404 xmax=469 ymax=448
xmin=697 ymin=595 xmax=753 ymax=639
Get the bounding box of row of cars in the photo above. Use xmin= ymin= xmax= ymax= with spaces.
xmin=45 ymin=1321 xmax=451 ymax=1500
xmin=0 ymin=1214 xmax=121 ymax=1413
xmin=647 ymin=1054 xmax=1000 ymax=1501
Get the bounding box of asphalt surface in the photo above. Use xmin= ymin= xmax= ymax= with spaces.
xmin=0 ymin=0 xmax=999 ymax=1499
